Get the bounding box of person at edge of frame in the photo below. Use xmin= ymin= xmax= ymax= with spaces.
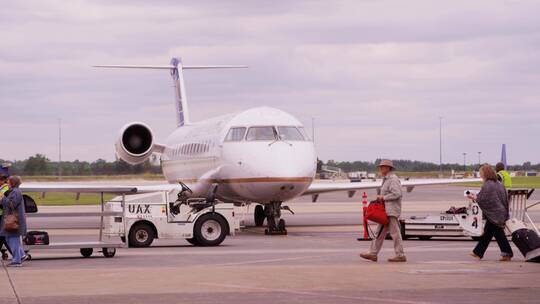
xmin=0 ymin=164 xmax=13 ymax=260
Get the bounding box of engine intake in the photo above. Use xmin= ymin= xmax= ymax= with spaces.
xmin=115 ymin=122 xmax=154 ymax=165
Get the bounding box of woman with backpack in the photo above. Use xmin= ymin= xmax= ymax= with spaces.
xmin=0 ymin=176 xmax=27 ymax=267
xmin=467 ymin=165 xmax=513 ymax=261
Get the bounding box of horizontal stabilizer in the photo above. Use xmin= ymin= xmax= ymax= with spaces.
xmin=184 ymin=65 xmax=248 ymax=69
xmin=93 ymin=65 xmax=247 ymax=70
xmin=93 ymin=65 xmax=174 ymax=69
xmin=95 ymin=57 xmax=247 ymax=127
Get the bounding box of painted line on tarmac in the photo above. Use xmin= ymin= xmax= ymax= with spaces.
xmin=214 ymin=253 xmax=344 ymax=266
xmin=198 ymin=282 xmax=435 ymax=304
xmin=26 ymin=246 xmax=502 ymax=258
xmin=406 ymin=268 xmax=516 ymax=274
xmin=1 ymin=261 xmax=22 ymax=304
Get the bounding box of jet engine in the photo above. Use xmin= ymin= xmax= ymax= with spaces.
xmin=115 ymin=122 xmax=155 ymax=165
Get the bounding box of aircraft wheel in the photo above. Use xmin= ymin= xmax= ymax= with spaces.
xmin=193 ymin=214 xmax=227 ymax=246
xmin=129 ymin=223 xmax=155 ymax=247
xmin=80 ymin=248 xmax=93 ymax=258
xmin=102 ymin=248 xmax=116 ymax=258
xmin=254 ymin=205 xmax=265 ymax=227
xmin=278 ymin=219 xmax=286 ymax=231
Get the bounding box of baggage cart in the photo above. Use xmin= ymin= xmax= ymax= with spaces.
xmin=401 ymin=189 xmax=540 ymax=240
xmin=23 ymin=192 xmax=127 ymax=259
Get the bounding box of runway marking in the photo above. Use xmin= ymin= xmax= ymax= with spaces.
xmin=26 ymin=246 xmax=507 ymax=258
xmin=419 ymin=261 xmax=476 ymax=264
xmin=406 ymin=268 xmax=515 ymax=274
xmin=198 ymin=282 xmax=436 ymax=304
xmin=214 ymin=254 xmax=339 ymax=266
xmin=1 ymin=261 xmax=22 ymax=304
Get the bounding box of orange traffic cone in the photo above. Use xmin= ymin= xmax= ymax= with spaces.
xmin=357 ymin=192 xmax=372 ymax=241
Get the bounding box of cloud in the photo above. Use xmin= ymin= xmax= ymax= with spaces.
xmin=1 ymin=0 xmax=539 ymax=165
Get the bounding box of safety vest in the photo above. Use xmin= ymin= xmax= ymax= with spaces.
xmin=497 ymin=170 xmax=512 ymax=188
xmin=0 ymin=184 xmax=8 ymax=216
xmin=0 ymin=184 xmax=8 ymax=196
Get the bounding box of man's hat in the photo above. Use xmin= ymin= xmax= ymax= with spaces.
xmin=377 ymin=159 xmax=394 ymax=169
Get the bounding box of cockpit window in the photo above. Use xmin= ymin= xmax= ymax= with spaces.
xmin=225 ymin=127 xmax=246 ymax=142
xmin=246 ymin=126 xmax=277 ymax=141
xmin=297 ymin=127 xmax=311 ymax=141
xmin=277 ymin=126 xmax=305 ymax=141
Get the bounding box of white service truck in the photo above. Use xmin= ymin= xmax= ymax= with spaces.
xmin=401 ymin=191 xmax=484 ymax=240
xmin=103 ymin=191 xmax=240 ymax=247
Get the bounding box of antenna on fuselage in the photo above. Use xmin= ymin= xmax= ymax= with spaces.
xmin=94 ymin=57 xmax=247 ymax=127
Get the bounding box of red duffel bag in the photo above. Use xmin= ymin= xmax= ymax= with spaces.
xmin=365 ymin=199 xmax=388 ymax=225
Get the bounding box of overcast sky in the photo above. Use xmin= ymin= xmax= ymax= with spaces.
xmin=1 ymin=0 xmax=539 ymax=165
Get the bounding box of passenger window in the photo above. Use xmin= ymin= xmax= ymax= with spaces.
xmin=278 ymin=126 xmax=304 ymax=141
xmin=225 ymin=127 xmax=246 ymax=142
xmin=246 ymin=126 xmax=277 ymax=141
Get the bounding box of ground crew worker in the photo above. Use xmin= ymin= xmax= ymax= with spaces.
xmin=495 ymin=162 xmax=512 ymax=189
xmin=360 ymin=159 xmax=407 ymax=262
xmin=0 ymin=165 xmax=13 ymax=260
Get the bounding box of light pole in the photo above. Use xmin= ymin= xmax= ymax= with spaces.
xmin=439 ymin=117 xmax=443 ymax=177
xmin=463 ymin=152 xmax=467 ymax=171
xmin=58 ymin=118 xmax=62 ymax=180
xmin=478 ymin=151 xmax=482 ymax=167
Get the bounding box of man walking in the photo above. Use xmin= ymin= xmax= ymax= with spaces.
xmin=360 ymin=159 xmax=406 ymax=262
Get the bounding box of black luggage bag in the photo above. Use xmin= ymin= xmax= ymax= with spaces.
xmin=511 ymin=228 xmax=540 ymax=263
xmin=24 ymin=231 xmax=50 ymax=245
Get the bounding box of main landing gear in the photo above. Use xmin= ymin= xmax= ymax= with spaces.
xmin=253 ymin=202 xmax=293 ymax=235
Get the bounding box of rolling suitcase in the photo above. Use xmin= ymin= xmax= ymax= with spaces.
xmin=506 ymin=218 xmax=540 ymax=263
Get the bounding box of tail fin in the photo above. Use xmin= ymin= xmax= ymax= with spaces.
xmin=500 ymin=144 xmax=507 ymax=169
xmin=94 ymin=58 xmax=247 ymax=127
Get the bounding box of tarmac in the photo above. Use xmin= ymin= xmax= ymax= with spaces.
xmin=1 ymin=185 xmax=539 ymax=303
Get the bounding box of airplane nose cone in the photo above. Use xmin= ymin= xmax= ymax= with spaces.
xmin=222 ymin=141 xmax=316 ymax=202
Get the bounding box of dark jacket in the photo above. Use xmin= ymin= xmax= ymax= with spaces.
xmin=476 ymin=180 xmax=509 ymax=228
xmin=0 ymin=187 xmax=27 ymax=237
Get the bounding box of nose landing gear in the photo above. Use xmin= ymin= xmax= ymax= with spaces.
xmin=254 ymin=205 xmax=265 ymax=227
xmin=264 ymin=201 xmax=288 ymax=235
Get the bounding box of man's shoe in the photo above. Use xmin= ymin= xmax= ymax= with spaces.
xmin=7 ymin=263 xmax=22 ymax=267
xmin=499 ymin=256 xmax=512 ymax=262
xmin=388 ymin=255 xmax=407 ymax=262
xmin=1 ymin=252 xmax=8 ymax=261
xmin=359 ymin=252 xmax=378 ymax=262
xmin=21 ymin=255 xmax=29 ymax=262
xmin=469 ymin=252 xmax=482 ymax=260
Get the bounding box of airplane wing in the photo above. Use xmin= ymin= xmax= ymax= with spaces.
xmin=21 ymin=183 xmax=180 ymax=194
xmin=303 ymin=178 xmax=480 ymax=200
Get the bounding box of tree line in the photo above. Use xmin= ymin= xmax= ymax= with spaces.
xmin=322 ymin=159 xmax=540 ymax=173
xmin=2 ymin=154 xmax=539 ymax=176
xmin=1 ymin=154 xmax=161 ymax=176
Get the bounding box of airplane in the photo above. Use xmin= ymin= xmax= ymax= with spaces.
xmin=22 ymin=57 xmax=477 ymax=235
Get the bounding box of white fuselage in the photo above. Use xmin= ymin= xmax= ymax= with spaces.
xmin=160 ymin=107 xmax=317 ymax=203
